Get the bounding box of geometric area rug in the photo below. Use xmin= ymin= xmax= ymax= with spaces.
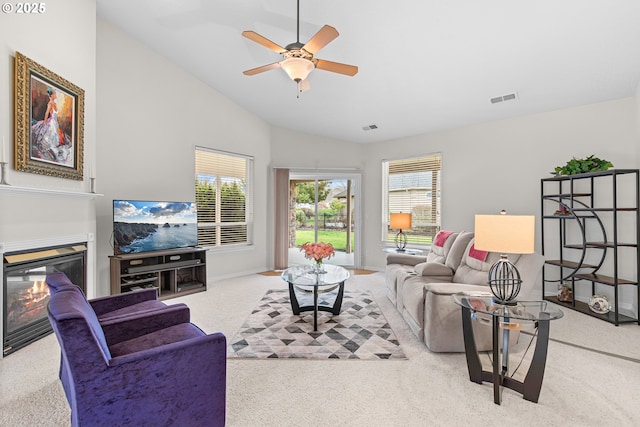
xmin=227 ymin=289 xmax=407 ymax=360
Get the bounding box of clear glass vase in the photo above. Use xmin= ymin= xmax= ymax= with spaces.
xmin=313 ymin=260 xmax=326 ymax=274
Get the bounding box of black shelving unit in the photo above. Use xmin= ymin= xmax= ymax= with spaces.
xmin=540 ymin=169 xmax=639 ymax=325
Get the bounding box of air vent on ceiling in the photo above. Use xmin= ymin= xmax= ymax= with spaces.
xmin=362 ymin=124 xmax=378 ymax=131
xmin=490 ymin=92 xmax=519 ymax=104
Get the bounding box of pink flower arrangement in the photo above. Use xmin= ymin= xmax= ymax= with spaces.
xmin=300 ymin=242 xmax=335 ymax=264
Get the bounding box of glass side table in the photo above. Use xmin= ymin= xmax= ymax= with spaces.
xmin=383 ymin=247 xmax=424 ymax=255
xmin=451 ymin=292 xmax=564 ymax=405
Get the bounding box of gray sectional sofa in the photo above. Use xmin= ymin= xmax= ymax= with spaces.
xmin=385 ymin=230 xmax=545 ymax=352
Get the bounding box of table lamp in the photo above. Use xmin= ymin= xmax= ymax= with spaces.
xmin=474 ymin=211 xmax=535 ymax=304
xmin=390 ymin=212 xmax=412 ymax=251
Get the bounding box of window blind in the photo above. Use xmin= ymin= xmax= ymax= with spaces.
xmin=195 ymin=147 xmax=253 ymax=247
xmin=382 ymin=153 xmax=441 ymax=245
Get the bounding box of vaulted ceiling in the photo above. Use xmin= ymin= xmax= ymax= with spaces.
xmin=97 ymin=0 xmax=640 ymax=143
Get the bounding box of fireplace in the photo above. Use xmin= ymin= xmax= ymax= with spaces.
xmin=3 ymin=244 xmax=86 ymax=356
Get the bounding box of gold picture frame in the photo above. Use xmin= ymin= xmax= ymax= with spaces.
xmin=14 ymin=51 xmax=85 ymax=180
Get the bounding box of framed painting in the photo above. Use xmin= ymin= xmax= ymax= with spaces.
xmin=14 ymin=51 xmax=85 ymax=180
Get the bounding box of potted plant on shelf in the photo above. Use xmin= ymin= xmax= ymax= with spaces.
xmin=551 ymin=155 xmax=613 ymax=176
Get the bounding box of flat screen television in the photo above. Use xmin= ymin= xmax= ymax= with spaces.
xmin=113 ymin=200 xmax=198 ymax=255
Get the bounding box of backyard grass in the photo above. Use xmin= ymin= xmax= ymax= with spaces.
xmin=295 ymin=230 xmax=354 ymax=252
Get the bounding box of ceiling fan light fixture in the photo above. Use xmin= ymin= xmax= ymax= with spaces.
xmin=241 ymin=0 xmax=357 ymax=90
xmin=281 ymin=57 xmax=314 ymax=82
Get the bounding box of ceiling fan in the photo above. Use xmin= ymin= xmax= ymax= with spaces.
xmin=242 ymin=0 xmax=358 ymax=93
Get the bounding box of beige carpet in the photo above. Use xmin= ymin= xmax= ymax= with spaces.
xmin=1 ymin=272 xmax=640 ymax=426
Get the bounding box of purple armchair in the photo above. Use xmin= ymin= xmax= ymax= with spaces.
xmin=47 ymin=283 xmax=226 ymax=426
xmin=46 ymin=272 xmax=192 ymax=409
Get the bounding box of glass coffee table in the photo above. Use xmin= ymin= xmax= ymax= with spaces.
xmin=452 ymin=292 xmax=564 ymax=405
xmin=281 ymin=264 xmax=350 ymax=331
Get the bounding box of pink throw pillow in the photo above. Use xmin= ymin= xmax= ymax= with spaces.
xmin=468 ymin=244 xmax=489 ymax=262
xmin=434 ymin=230 xmax=454 ymax=247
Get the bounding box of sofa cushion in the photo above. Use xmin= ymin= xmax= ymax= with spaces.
xmin=423 ymin=283 xmax=497 ymax=352
xmin=394 ymin=268 xmax=418 ymax=311
xmin=444 ymin=231 xmax=474 ymax=271
xmin=415 ymin=262 xmax=454 ymax=277
xmin=386 ymin=253 xmax=427 ymax=266
xmin=425 ymin=231 xmax=458 ymax=264
xmin=385 ymin=263 xmax=416 ymax=303
xmin=97 ymin=300 xmax=169 ymax=322
xmin=453 ymin=238 xmax=522 ymax=286
xmin=508 ymin=252 xmax=545 ymax=300
xmin=400 ymin=276 xmax=429 ymax=338
xmin=109 ymin=323 xmax=205 ymax=357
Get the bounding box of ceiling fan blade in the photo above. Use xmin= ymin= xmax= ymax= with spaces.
xmin=314 ymin=59 xmax=358 ymax=76
xmin=243 ymin=62 xmax=281 ymax=76
xmin=242 ymin=30 xmax=286 ymax=54
xmin=302 ymin=25 xmax=339 ymax=54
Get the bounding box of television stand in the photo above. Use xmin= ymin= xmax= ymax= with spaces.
xmin=109 ymin=247 xmax=207 ymax=300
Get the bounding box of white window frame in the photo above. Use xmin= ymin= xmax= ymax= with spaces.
xmin=381 ymin=153 xmax=442 ymax=247
xmin=195 ymin=146 xmax=254 ymax=250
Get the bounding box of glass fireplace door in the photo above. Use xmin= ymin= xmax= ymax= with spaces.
xmin=3 ymin=251 xmax=85 ymax=356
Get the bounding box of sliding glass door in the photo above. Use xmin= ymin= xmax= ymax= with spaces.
xmin=289 ymin=173 xmax=360 ymax=268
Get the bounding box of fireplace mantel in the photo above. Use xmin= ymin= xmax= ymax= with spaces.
xmin=1 ymin=233 xmax=93 ymax=253
xmin=0 ymin=184 xmax=102 ymax=199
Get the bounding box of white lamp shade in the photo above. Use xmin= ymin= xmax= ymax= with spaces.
xmin=390 ymin=213 xmax=412 ymax=230
xmin=280 ymin=57 xmax=314 ymax=82
xmin=474 ymin=214 xmax=535 ymax=254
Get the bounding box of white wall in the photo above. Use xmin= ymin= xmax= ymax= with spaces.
xmin=270 ymin=127 xmax=365 ymax=170
xmin=0 ymin=0 xmax=97 ymax=273
xmin=0 ymin=0 xmax=96 ymax=193
xmin=95 ymin=20 xmax=271 ymax=294
xmin=362 ymin=97 xmax=638 ymax=267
